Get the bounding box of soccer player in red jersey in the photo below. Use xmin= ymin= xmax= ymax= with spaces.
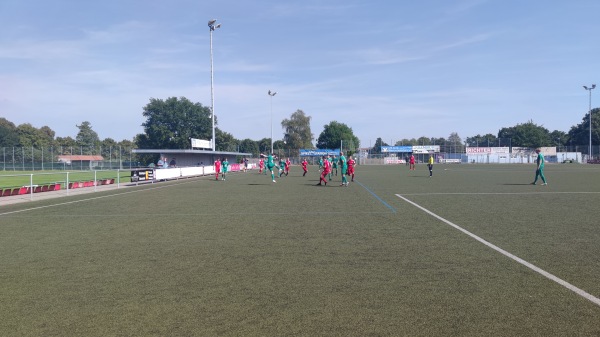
xmin=317 ymin=156 xmax=331 ymax=186
xmin=214 ymin=159 xmax=221 ymax=181
xmin=258 ymin=158 xmax=264 ymax=174
xmin=284 ymin=158 xmax=291 ymax=176
xmin=301 ymin=158 xmax=308 ymax=176
xmin=347 ymin=156 xmax=356 ymax=182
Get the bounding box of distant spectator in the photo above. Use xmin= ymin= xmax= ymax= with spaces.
xmin=162 ymin=157 xmax=169 ymax=169
xmin=169 ymin=158 xmax=176 ymax=167
xmin=157 ymin=158 xmax=164 ymax=167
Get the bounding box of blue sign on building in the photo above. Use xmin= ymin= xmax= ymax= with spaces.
xmin=300 ymin=149 xmax=341 ymax=156
xmin=381 ymin=146 xmax=412 ymax=153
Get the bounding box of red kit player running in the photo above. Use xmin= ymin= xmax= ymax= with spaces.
xmin=347 ymin=156 xmax=356 ymax=182
xmin=259 ymin=158 xmax=264 ymax=174
xmin=284 ymin=158 xmax=291 ymax=176
xmin=301 ymin=158 xmax=308 ymax=176
xmin=317 ymin=156 xmax=331 ymax=186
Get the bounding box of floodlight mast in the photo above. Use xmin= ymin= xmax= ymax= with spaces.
xmin=268 ymin=90 xmax=277 ymax=154
xmin=208 ymin=19 xmax=221 ymax=151
xmin=584 ymin=84 xmax=596 ymax=160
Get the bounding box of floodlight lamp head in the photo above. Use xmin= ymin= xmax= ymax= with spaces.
xmin=208 ymin=19 xmax=217 ymax=26
xmin=584 ymin=86 xmax=588 ymax=90
xmin=215 ymin=23 xmax=221 ymax=29
xmin=593 ymin=84 xmax=597 ymax=89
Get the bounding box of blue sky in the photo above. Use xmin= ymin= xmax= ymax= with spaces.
xmin=1 ymin=0 xmax=599 ymax=147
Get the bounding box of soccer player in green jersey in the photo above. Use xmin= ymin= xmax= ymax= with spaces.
xmin=339 ymin=151 xmax=348 ymax=186
xmin=221 ymin=158 xmax=229 ymax=180
xmin=267 ymin=153 xmax=277 ymax=183
xmin=278 ymin=158 xmax=286 ymax=177
xmin=332 ymin=156 xmax=338 ymax=176
xmin=531 ymin=149 xmax=547 ymax=185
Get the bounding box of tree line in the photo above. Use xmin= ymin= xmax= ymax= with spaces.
xmin=2 ymin=95 xmax=598 ymax=162
xmin=0 ymin=118 xmax=135 ymax=161
xmin=369 ymin=110 xmax=600 ymax=155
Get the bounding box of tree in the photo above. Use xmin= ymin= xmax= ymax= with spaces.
xmin=498 ymin=120 xmax=551 ymax=148
xmin=397 ymin=138 xmax=417 ymax=146
xmin=17 ymin=123 xmax=54 ymax=148
xmin=371 ymin=138 xmax=389 ymax=155
xmin=446 ymin=132 xmax=463 ymax=153
xmin=239 ymin=138 xmax=259 ymax=156
xmin=75 ymin=121 xmax=100 ymax=152
xmin=215 ymin=128 xmax=237 ymax=152
xmin=257 ymin=138 xmax=271 ymax=154
xmin=416 ymin=136 xmax=430 ymax=145
xmin=567 ymin=108 xmax=600 ymax=148
xmin=431 ymin=137 xmax=445 ymax=146
xmin=39 ymin=126 xmax=56 ymax=145
xmin=465 ymin=134 xmax=497 ymax=147
xmin=100 ymin=138 xmax=119 ymax=161
xmin=273 ymin=140 xmax=286 ymax=158
xmin=549 ymin=130 xmax=568 ymax=151
xmin=315 ymin=121 xmax=360 ymax=153
xmin=281 ymin=109 xmax=314 ymax=155
xmin=0 ymin=118 xmax=19 ymax=147
xmin=55 ymin=137 xmax=77 ymax=153
xmin=137 ymin=97 xmax=212 ymax=150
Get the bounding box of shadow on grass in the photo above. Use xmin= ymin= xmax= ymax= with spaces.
xmin=502 ymin=183 xmax=535 ymax=185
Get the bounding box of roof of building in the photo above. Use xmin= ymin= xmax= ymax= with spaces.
xmin=57 ymin=155 xmax=104 ymax=161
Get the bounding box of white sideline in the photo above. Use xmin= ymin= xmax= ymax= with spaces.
xmin=395 ymin=193 xmax=600 ymax=308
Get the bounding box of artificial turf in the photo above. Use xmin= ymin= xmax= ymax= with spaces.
xmin=1 ymin=164 xmax=599 ymax=336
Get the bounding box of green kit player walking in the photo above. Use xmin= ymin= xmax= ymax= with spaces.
xmin=221 ymin=158 xmax=229 ymax=180
xmin=531 ymin=149 xmax=547 ymax=185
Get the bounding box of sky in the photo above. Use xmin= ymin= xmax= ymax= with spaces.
xmin=1 ymin=0 xmax=599 ymax=148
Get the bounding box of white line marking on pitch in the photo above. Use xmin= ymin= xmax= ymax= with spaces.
xmin=1 ymin=211 xmax=387 ymax=218
xmin=0 ymin=181 xmax=190 ymax=217
xmin=395 ymin=193 xmax=600 ymax=307
xmin=400 ymin=191 xmax=600 ymax=196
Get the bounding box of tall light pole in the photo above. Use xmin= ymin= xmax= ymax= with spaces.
xmin=208 ymin=19 xmax=221 ymax=151
xmin=583 ymin=84 xmax=596 ymax=159
xmin=268 ymin=90 xmax=277 ymax=154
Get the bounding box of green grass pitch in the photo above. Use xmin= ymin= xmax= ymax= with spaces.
xmin=1 ymin=163 xmax=599 ymax=336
